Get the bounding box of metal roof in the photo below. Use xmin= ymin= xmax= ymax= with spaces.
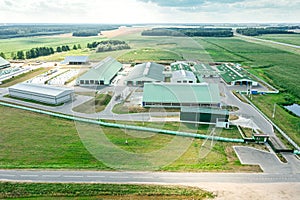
xmin=77 ymin=57 xmax=122 ymax=85
xmin=143 ymin=83 xmax=220 ymax=104
xmin=171 ymin=61 xmax=192 ymax=71
xmin=172 ymin=70 xmax=196 ymax=80
xmin=125 ymin=62 xmax=165 ymax=82
xmin=0 ymin=56 xmax=9 ymax=67
xmin=217 ymin=64 xmax=254 ymax=83
xmin=181 ymin=107 xmax=229 ymax=115
xmin=61 ymin=56 xmax=89 ymax=64
xmin=9 ymin=83 xmax=73 ymax=97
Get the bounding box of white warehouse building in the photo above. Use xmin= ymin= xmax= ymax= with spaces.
xmin=8 ymin=83 xmax=74 ymax=105
xmin=171 ymin=70 xmax=197 ymax=84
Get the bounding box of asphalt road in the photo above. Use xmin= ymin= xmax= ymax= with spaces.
xmin=235 ymin=33 xmax=300 ymax=49
xmin=0 ymin=170 xmax=299 ymax=184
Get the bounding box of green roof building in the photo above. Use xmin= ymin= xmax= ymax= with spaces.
xmin=171 ymin=61 xmax=192 ymax=71
xmin=142 ymin=83 xmax=221 ymax=108
xmin=76 ymin=57 xmax=122 ymax=86
xmin=125 ymin=62 xmax=165 ymax=86
xmin=217 ymin=64 xmax=258 ymax=86
xmin=0 ymin=56 xmax=10 ymax=69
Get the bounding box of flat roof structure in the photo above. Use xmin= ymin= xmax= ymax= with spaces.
xmin=171 ymin=61 xmax=192 ymax=71
xmin=76 ymin=57 xmax=123 ymax=85
xmin=143 ymin=83 xmax=221 ymax=108
xmin=180 ymin=107 xmax=229 ymax=125
xmin=8 ymin=83 xmax=73 ymax=105
xmin=0 ymin=56 xmax=10 ymax=69
xmin=181 ymin=107 xmax=229 ymax=115
xmin=217 ymin=64 xmax=258 ymax=86
xmin=171 ymin=70 xmax=196 ymax=83
xmin=125 ymin=62 xmax=165 ymax=86
xmin=61 ymin=56 xmax=89 ymax=65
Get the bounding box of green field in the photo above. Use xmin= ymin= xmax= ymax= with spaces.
xmin=0 ymin=182 xmax=213 ymax=200
xmin=196 ymin=37 xmax=300 ymax=98
xmin=257 ymin=34 xmax=300 ymax=46
xmin=0 ymin=105 xmax=260 ymax=172
xmin=0 ymin=35 xmax=104 ymax=59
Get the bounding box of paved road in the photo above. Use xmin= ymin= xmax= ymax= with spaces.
xmin=234 ymin=31 xmax=300 ymax=49
xmin=205 ymin=78 xmax=274 ymax=135
xmin=0 ymin=170 xmax=299 ymax=184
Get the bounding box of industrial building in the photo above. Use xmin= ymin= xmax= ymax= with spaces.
xmin=125 ymin=62 xmax=165 ymax=86
xmin=61 ymin=56 xmax=89 ymax=65
xmin=217 ymin=64 xmax=258 ymax=86
xmin=8 ymin=83 xmax=74 ymax=105
xmin=142 ymin=83 xmax=221 ymax=108
xmin=76 ymin=57 xmax=122 ymax=86
xmin=171 ymin=70 xmax=197 ymax=83
xmin=180 ymin=107 xmax=229 ymax=127
xmin=0 ymin=56 xmax=10 ymax=69
xmin=171 ymin=61 xmax=192 ymax=71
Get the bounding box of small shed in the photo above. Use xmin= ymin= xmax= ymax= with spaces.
xmin=61 ymin=56 xmax=89 ymax=65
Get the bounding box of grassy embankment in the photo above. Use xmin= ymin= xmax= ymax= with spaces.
xmin=0 ymin=182 xmax=214 ymax=200
xmin=0 ymin=105 xmax=261 ymax=172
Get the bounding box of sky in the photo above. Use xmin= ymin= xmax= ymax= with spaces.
xmin=0 ymin=0 xmax=299 ymax=24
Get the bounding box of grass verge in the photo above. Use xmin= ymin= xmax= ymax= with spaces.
xmin=0 ymin=182 xmax=214 ymax=200
xmin=73 ymin=92 xmax=113 ymax=114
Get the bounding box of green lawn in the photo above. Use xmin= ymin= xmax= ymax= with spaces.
xmin=73 ymin=93 xmax=113 ymax=114
xmin=257 ymin=34 xmax=300 ymax=46
xmin=0 ymin=105 xmax=260 ymax=172
xmin=0 ymin=182 xmax=214 ymax=200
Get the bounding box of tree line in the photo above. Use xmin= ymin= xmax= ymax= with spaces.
xmin=87 ymin=40 xmax=130 ymax=52
xmin=142 ymin=28 xmax=233 ymax=37
xmin=236 ymin=26 xmax=300 ymax=36
xmin=10 ymin=44 xmax=81 ymax=60
xmin=0 ymin=24 xmax=121 ymax=39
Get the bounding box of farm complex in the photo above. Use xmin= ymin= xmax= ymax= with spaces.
xmin=0 ymin=25 xmax=299 ymax=200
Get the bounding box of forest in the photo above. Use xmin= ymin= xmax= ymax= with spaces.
xmin=236 ymin=26 xmax=300 ymax=36
xmin=0 ymin=24 xmax=120 ymax=39
xmin=141 ymin=28 xmax=233 ymax=37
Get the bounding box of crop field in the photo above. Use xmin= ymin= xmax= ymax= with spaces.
xmin=257 ymin=34 xmax=300 ymax=46
xmin=0 ymin=105 xmax=260 ymax=172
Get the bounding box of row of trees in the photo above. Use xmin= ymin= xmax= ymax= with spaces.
xmin=10 ymin=44 xmax=82 ymax=60
xmin=236 ymin=27 xmax=299 ymax=36
xmin=142 ymin=28 xmax=233 ymax=37
xmin=87 ymin=40 xmax=130 ymax=52
xmin=73 ymin=30 xmax=99 ymax=37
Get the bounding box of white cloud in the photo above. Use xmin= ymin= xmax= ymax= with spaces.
xmin=0 ymin=0 xmax=299 ymax=23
